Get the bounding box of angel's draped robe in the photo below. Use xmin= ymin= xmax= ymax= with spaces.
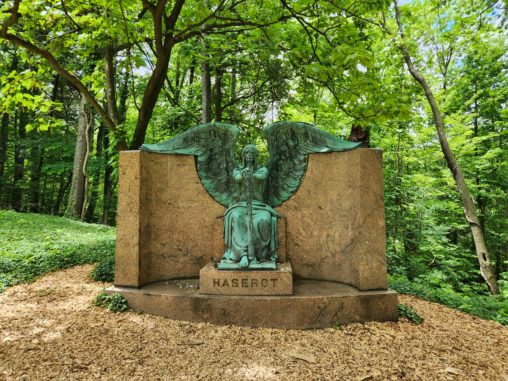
xmin=222 ymin=166 xmax=278 ymax=263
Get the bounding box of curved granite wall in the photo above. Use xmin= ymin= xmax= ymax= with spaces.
xmin=115 ymin=148 xmax=387 ymax=290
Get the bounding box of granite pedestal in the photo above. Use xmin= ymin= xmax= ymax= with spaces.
xmin=106 ymin=280 xmax=397 ymax=329
xmin=199 ymin=262 xmax=293 ymax=296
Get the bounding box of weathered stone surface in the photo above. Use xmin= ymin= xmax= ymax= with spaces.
xmin=138 ymin=152 xmax=226 ymax=284
xmin=115 ymin=149 xmax=388 ymax=291
xmin=115 ymin=151 xmax=141 ymax=286
xmin=105 ymin=280 xmax=398 ymax=329
xmin=277 ymin=148 xmax=388 ymax=290
xmin=115 ymin=151 xmax=225 ymax=287
xmin=200 ymin=262 xmax=293 ymax=296
xmin=277 ymin=217 xmax=287 ymax=263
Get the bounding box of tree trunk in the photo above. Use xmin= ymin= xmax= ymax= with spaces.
xmin=80 ymin=113 xmax=93 ymax=220
xmin=102 ymin=128 xmax=113 ymax=225
xmin=473 ymin=89 xmax=486 ymax=232
xmin=229 ymin=65 xmax=238 ymax=124
xmin=28 ymin=139 xmax=44 ymax=213
xmin=129 ymin=0 xmax=186 ymax=149
xmin=174 ymin=60 xmax=182 ymax=104
xmin=0 ymin=112 xmax=9 ymax=206
xmin=100 ymin=53 xmax=130 ymax=224
xmin=1 ymin=53 xmax=18 ymax=207
xmin=11 ymin=110 xmax=27 ymax=211
xmin=393 ymin=0 xmax=499 ymax=294
xmin=53 ymin=172 xmax=72 ymax=215
xmin=104 ymin=45 xmax=120 ymax=126
xmin=49 ymin=74 xmax=60 ymax=120
xmin=84 ymin=122 xmax=104 ymax=221
xmin=40 ymin=174 xmax=48 ymax=213
xmin=189 ymin=60 xmax=195 ymax=85
xmin=131 ymin=49 xmax=171 ymax=149
xmin=214 ymin=67 xmax=223 ymax=122
xmin=65 ymin=95 xmax=89 ymax=219
xmin=201 ymin=59 xmax=212 ymax=123
xmin=118 ymin=70 xmax=130 ymax=125
xmin=393 ymin=130 xmax=403 ymax=240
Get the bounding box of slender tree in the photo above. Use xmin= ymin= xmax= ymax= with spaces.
xmin=200 ymin=35 xmax=212 ymax=124
xmin=64 ymin=95 xmax=90 ymax=219
xmin=11 ymin=109 xmax=26 ymax=211
xmin=214 ymin=67 xmax=223 ymax=122
xmin=390 ymin=0 xmax=499 ymax=294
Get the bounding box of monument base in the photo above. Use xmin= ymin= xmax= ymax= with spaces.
xmin=200 ymin=262 xmax=293 ymax=296
xmin=105 ymin=280 xmax=398 ymax=329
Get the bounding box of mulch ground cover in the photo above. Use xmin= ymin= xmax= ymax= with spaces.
xmin=1 ymin=265 xmax=507 ymax=381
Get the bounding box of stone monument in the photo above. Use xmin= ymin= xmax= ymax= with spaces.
xmin=106 ymin=121 xmax=398 ymax=328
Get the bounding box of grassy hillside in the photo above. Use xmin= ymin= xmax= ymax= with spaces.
xmin=0 ymin=210 xmax=115 ymax=291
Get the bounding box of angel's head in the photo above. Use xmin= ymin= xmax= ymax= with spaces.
xmin=241 ymin=144 xmax=258 ymax=167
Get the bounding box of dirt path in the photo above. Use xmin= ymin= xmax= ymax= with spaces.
xmin=0 ymin=265 xmax=507 ymax=381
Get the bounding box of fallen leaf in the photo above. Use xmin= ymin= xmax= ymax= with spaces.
xmin=178 ymin=340 xmax=204 ymax=346
xmin=444 ymin=367 xmax=461 ymax=375
xmin=287 ymin=351 xmax=316 ymax=363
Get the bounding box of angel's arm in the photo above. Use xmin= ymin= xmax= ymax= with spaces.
xmin=253 ymin=167 xmax=268 ymax=180
xmin=233 ymin=168 xmax=243 ymax=182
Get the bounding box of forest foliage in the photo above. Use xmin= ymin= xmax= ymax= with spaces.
xmin=0 ymin=0 xmax=507 ymax=312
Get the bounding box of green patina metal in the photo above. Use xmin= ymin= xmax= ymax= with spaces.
xmin=263 ymin=121 xmax=362 ymax=207
xmin=141 ymin=121 xmax=361 ymax=270
xmin=142 ymin=123 xmax=240 ymax=207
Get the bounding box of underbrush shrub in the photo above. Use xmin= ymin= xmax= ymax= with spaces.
xmin=390 ymin=275 xmax=508 ymax=326
xmin=94 ymin=292 xmax=128 ymax=312
xmin=90 ymin=254 xmax=115 ymax=282
xmin=499 ymin=272 xmax=508 ymax=299
xmin=398 ymin=304 xmax=423 ymax=324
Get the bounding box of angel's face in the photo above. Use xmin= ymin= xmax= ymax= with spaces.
xmin=244 ymin=150 xmax=255 ymax=163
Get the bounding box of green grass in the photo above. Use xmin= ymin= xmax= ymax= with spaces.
xmin=0 ymin=210 xmax=115 ymax=291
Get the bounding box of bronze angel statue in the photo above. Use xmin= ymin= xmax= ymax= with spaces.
xmin=141 ymin=121 xmax=360 ymax=270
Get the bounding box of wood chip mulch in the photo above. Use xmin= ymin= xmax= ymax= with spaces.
xmin=0 ymin=265 xmax=507 ymax=381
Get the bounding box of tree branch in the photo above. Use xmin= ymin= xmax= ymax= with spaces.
xmin=61 ymin=0 xmax=82 ymax=31
xmin=0 ymin=0 xmax=127 ymax=150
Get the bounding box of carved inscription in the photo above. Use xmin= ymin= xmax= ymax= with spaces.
xmin=213 ymin=278 xmax=279 ymax=288
xmin=199 ymin=262 xmax=293 ymax=295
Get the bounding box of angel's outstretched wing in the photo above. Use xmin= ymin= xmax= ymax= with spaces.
xmin=141 ymin=123 xmax=240 ymax=207
xmin=263 ymin=121 xmax=361 ymax=207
